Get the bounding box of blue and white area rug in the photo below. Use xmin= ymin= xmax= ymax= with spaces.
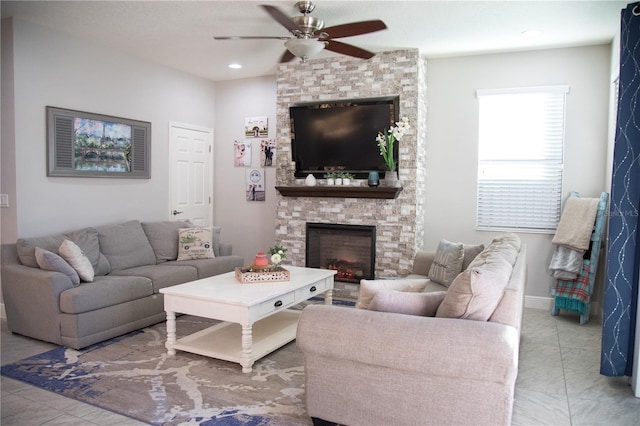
xmin=2 ymin=315 xmax=316 ymax=425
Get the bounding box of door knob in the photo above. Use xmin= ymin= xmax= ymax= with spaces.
xmin=172 ymin=210 xmax=184 ymax=216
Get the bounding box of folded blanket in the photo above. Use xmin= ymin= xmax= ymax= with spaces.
xmin=552 ymin=261 xmax=591 ymax=310
xmin=551 ymin=196 xmax=599 ymax=251
xmin=549 ymin=245 xmax=584 ymax=279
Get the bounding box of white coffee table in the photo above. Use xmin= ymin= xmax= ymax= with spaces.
xmin=159 ymin=266 xmax=336 ymax=373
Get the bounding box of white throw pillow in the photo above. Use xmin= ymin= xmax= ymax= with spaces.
xmin=59 ymin=239 xmax=95 ymax=282
xmin=177 ymin=227 xmax=215 ymax=261
xmin=35 ymin=247 xmax=80 ymax=286
xmin=356 ymin=278 xmax=429 ymax=310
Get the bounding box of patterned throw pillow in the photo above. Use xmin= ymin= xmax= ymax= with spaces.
xmin=428 ymin=239 xmax=465 ymax=287
xmin=177 ymin=227 xmax=215 ymax=261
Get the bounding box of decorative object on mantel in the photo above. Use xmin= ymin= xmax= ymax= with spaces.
xmin=376 ymin=116 xmax=410 ymax=187
xmin=305 ymin=174 xmax=317 ymax=186
xmin=324 ymin=172 xmax=354 ymax=186
xmin=368 ymin=171 xmax=380 ymax=187
xmin=384 ymin=170 xmax=399 ymax=187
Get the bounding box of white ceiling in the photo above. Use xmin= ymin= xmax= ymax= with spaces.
xmin=1 ymin=0 xmax=628 ymax=82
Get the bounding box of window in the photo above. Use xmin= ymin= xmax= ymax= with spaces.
xmin=476 ymin=86 xmax=568 ymax=233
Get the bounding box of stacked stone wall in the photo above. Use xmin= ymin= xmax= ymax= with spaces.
xmin=275 ymin=49 xmax=427 ymax=298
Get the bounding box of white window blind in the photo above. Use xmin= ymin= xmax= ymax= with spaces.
xmin=476 ymin=85 xmax=568 ymax=233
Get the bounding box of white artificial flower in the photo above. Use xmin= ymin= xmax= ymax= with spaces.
xmin=271 ymin=253 xmax=282 ymax=264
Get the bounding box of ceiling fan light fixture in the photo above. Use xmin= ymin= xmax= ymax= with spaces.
xmin=285 ymin=38 xmax=326 ymax=61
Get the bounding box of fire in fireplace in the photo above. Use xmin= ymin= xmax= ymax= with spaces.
xmin=306 ymin=223 xmax=376 ymax=283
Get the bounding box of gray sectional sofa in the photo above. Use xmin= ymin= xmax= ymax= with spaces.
xmin=1 ymin=220 xmax=244 ymax=349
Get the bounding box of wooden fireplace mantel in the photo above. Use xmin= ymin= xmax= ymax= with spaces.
xmin=275 ymin=185 xmax=403 ymax=199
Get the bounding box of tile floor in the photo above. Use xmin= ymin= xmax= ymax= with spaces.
xmin=2 ymin=308 xmax=639 ymax=425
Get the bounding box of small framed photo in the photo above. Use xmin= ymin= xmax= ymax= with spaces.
xmin=234 ymin=140 xmax=252 ymax=167
xmin=245 ymin=116 xmax=268 ymax=138
xmin=246 ymin=168 xmax=265 ymax=202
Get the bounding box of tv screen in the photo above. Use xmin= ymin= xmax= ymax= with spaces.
xmin=290 ymin=96 xmax=399 ymax=179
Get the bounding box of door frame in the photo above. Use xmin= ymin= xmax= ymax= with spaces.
xmin=168 ymin=122 xmax=214 ymax=224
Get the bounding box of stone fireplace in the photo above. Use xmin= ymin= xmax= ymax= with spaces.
xmin=306 ymin=223 xmax=376 ymax=283
xmin=274 ymin=49 xmax=427 ymax=298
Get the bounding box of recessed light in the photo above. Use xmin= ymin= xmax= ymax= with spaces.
xmin=522 ymin=29 xmax=542 ymax=38
xmin=228 ymin=63 xmax=242 ymax=69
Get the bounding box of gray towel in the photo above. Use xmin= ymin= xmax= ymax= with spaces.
xmin=549 ymin=245 xmax=583 ymax=279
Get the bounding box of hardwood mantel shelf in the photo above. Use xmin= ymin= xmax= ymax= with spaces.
xmin=275 ymin=185 xmax=403 ymax=199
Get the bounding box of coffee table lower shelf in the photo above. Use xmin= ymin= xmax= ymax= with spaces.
xmin=172 ymin=309 xmax=301 ymax=369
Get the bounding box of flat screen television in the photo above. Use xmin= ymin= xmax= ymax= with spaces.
xmin=289 ymin=96 xmax=399 ymax=179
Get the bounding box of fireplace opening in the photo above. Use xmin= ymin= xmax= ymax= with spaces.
xmin=306 ymin=223 xmax=376 ymax=283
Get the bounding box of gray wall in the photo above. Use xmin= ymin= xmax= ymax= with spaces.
xmin=1 ymin=17 xmax=218 ymax=241
xmin=425 ymin=44 xmax=612 ymax=302
xmin=1 ymin=15 xmax=615 ymax=309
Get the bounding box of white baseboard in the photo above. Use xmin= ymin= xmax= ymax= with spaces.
xmin=524 ymin=295 xmax=553 ymax=311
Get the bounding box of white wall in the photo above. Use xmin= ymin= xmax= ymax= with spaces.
xmin=2 ymin=18 xmax=218 ymax=240
xmin=213 ymin=76 xmax=277 ymax=264
xmin=425 ymin=45 xmax=612 ymax=301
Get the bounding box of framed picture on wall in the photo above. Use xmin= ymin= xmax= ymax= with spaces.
xmin=245 ymin=168 xmax=265 ymax=202
xmin=46 ymin=106 xmax=151 ymax=178
xmin=259 ymin=139 xmax=276 ymax=167
xmin=244 ymin=116 xmax=268 ymax=138
xmin=234 ymin=140 xmax=252 ymax=167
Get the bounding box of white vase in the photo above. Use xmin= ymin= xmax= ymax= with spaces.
xmin=335 ymin=178 xmax=343 ymax=185
xmin=342 ymin=178 xmax=351 ymax=186
xmin=384 ymin=170 xmax=399 ymax=187
xmin=326 ymin=178 xmax=335 ymax=186
xmin=305 ymin=174 xmax=317 ymax=186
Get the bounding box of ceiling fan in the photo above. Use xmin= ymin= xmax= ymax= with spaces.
xmin=214 ymin=1 xmax=387 ymax=63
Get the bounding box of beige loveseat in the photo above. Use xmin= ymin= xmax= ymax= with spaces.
xmin=297 ymin=233 xmax=527 ymax=426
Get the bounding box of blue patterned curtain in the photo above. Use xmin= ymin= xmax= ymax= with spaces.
xmin=601 ymin=2 xmax=640 ymax=378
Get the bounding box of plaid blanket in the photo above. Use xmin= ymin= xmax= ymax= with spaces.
xmin=552 ymin=260 xmax=591 ymax=314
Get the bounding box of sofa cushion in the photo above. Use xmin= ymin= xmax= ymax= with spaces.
xmin=462 ymin=243 xmax=485 ymax=270
xmin=141 ymin=220 xmax=193 ymax=263
xmin=59 ymin=275 xmax=153 ymax=314
xmin=35 ymin=247 xmax=80 ymax=286
xmin=356 ymin=278 xmax=429 ymax=310
xmin=468 ymin=234 xmax=520 ymax=269
xmin=177 ymin=227 xmax=215 ymax=261
xmin=368 ymin=289 xmax=447 ymax=317
xmin=16 ymin=234 xmax=67 ymax=268
xmin=436 ymin=255 xmax=513 ymax=321
xmin=59 ymin=240 xmax=95 ymax=282
xmin=428 ymin=239 xmax=464 ymax=287
xmin=96 ymin=220 xmax=156 ymax=272
xmin=110 ymin=264 xmax=198 ymax=293
xmin=163 ymin=256 xmax=244 ymax=279
xmin=66 ymin=228 xmax=111 ymax=276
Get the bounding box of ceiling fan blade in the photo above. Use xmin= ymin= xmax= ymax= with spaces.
xmin=321 ymin=20 xmax=387 ymax=39
xmin=325 ymin=40 xmax=375 ymax=60
xmin=279 ymin=49 xmax=296 ymax=63
xmin=260 ymin=4 xmax=301 ymax=34
xmin=214 ymin=36 xmax=290 ymax=40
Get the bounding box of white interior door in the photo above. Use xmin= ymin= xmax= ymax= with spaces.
xmin=169 ymin=123 xmax=213 ymax=226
